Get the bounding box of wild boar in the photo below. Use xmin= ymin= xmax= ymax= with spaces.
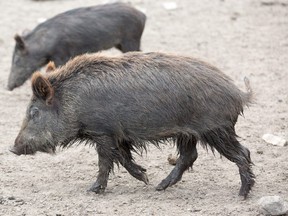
xmin=7 ymin=2 xmax=146 ymax=90
xmin=10 ymin=52 xmax=255 ymax=198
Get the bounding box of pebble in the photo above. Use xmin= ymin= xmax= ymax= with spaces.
xmin=167 ymin=154 xmax=177 ymax=165
xmin=162 ymin=2 xmax=178 ymax=10
xmin=0 ymin=196 xmax=4 ymax=204
xmin=258 ymin=196 xmax=288 ymax=216
xmin=8 ymin=196 xmax=15 ymax=200
xmin=256 ymin=150 xmax=264 ymax=154
xmin=262 ymin=134 xmax=287 ymax=147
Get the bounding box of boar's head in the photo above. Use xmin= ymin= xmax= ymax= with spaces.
xmin=10 ymin=72 xmax=61 ymax=155
xmin=7 ymin=34 xmax=49 ymax=91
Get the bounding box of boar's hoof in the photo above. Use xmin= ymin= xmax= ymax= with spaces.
xmin=155 ymin=179 xmax=171 ymax=191
xmin=141 ymin=172 xmax=149 ymax=185
xmin=156 ymin=171 xmax=183 ymax=191
xmin=88 ymin=183 xmax=106 ymax=194
xmin=239 ymin=179 xmax=255 ymax=199
xmin=123 ymin=162 xmax=149 ymax=184
xmin=132 ymin=167 xmax=149 ymax=184
xmin=155 ymin=184 xmax=165 ymax=191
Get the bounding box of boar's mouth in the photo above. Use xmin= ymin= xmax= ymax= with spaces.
xmin=9 ymin=145 xmax=36 ymax=155
xmin=10 ymin=143 xmax=55 ymax=156
xmin=7 ymin=75 xmax=28 ymax=91
xmin=7 ymin=74 xmax=21 ymax=91
xmin=8 ymin=65 xmax=38 ymax=91
xmin=7 ymin=83 xmax=17 ymax=91
xmin=9 ymin=147 xmax=21 ymax=155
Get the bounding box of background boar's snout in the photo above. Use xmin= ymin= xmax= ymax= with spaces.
xmin=7 ymin=81 xmax=16 ymax=91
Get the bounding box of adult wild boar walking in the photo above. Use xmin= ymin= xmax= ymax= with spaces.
xmin=7 ymin=2 xmax=146 ymax=90
xmin=11 ymin=52 xmax=255 ymax=199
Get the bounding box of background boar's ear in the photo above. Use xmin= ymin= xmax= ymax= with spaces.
xmin=14 ymin=34 xmax=25 ymax=50
xmin=31 ymin=72 xmax=54 ymax=105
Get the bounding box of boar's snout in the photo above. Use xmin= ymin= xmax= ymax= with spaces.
xmin=7 ymin=74 xmax=17 ymax=91
xmin=7 ymin=69 xmax=28 ymax=91
xmin=9 ymin=146 xmax=21 ymax=155
xmin=7 ymin=79 xmax=21 ymax=91
xmin=7 ymin=83 xmax=16 ymax=91
xmin=9 ymin=145 xmax=35 ymax=155
xmin=10 ymin=134 xmax=36 ymax=155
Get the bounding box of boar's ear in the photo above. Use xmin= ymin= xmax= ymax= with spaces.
xmin=31 ymin=72 xmax=54 ymax=105
xmin=46 ymin=61 xmax=56 ymax=73
xmin=14 ymin=34 xmax=25 ymax=50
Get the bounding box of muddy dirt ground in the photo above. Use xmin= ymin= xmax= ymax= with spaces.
xmin=0 ymin=0 xmax=287 ymax=215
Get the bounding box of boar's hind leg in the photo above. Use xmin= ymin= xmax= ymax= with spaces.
xmin=202 ymin=128 xmax=255 ymax=199
xmin=156 ymin=134 xmax=198 ymax=191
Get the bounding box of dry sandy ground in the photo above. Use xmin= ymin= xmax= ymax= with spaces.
xmin=0 ymin=0 xmax=287 ymax=215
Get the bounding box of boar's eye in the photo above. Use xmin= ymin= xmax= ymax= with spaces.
xmin=29 ymin=107 xmax=39 ymax=119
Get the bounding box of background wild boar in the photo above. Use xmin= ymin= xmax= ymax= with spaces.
xmin=7 ymin=2 xmax=146 ymax=90
xmin=10 ymin=52 xmax=255 ymax=198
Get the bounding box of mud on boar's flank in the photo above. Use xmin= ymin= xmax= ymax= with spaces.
xmin=11 ymin=52 xmax=255 ymax=199
xmin=7 ymin=2 xmax=146 ymax=90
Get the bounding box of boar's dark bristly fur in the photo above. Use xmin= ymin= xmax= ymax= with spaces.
xmin=11 ymin=52 xmax=255 ymax=198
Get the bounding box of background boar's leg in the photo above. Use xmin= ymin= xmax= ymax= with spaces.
xmin=156 ymin=134 xmax=198 ymax=191
xmin=116 ymin=39 xmax=140 ymax=53
xmin=201 ymin=128 xmax=255 ymax=199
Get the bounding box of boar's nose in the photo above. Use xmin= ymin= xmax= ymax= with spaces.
xmin=7 ymin=85 xmax=13 ymax=91
xmin=7 ymin=83 xmax=16 ymax=91
xmin=9 ymin=146 xmax=21 ymax=155
xmin=9 ymin=145 xmax=35 ymax=155
xmin=11 ymin=135 xmax=26 ymax=155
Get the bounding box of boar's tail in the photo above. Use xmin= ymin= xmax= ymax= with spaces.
xmin=243 ymin=77 xmax=254 ymax=105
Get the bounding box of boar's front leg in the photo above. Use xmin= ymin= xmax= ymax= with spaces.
xmin=88 ymin=136 xmax=115 ymax=193
xmin=119 ymin=140 xmax=149 ymax=184
xmin=116 ymin=39 xmax=141 ymax=53
xmin=88 ymin=136 xmax=148 ymax=193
